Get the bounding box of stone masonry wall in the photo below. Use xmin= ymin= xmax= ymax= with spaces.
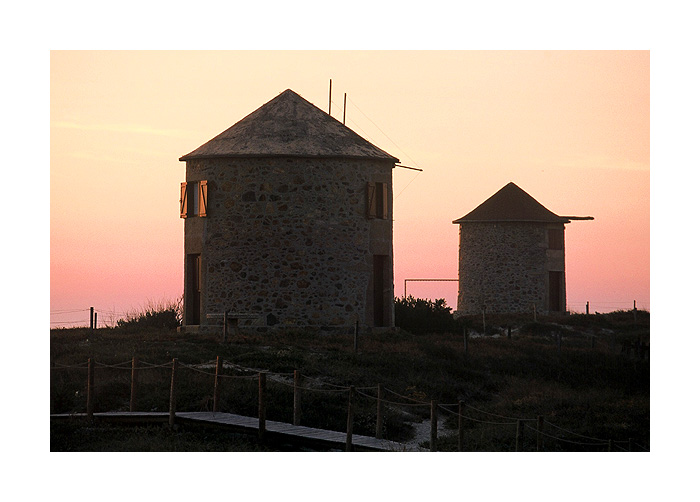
xmin=456 ymin=222 xmax=565 ymax=315
xmin=184 ymin=156 xmax=393 ymax=330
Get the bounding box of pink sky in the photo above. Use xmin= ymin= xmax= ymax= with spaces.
xmin=50 ymin=51 xmax=649 ymax=327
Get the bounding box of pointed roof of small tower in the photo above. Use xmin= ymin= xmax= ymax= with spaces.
xmin=180 ymin=89 xmax=399 ymax=162
xmin=452 ymin=182 xmax=571 ymax=224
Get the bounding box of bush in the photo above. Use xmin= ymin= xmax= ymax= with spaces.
xmin=116 ymin=298 xmax=182 ymax=330
xmin=394 ymin=296 xmax=459 ymax=334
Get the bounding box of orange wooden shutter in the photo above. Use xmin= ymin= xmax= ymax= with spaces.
xmin=180 ymin=182 xmax=188 ymax=218
xmin=367 ymin=182 xmax=377 ymax=218
xmin=198 ymin=181 xmax=208 ymax=217
xmin=381 ymin=182 xmax=388 ymax=219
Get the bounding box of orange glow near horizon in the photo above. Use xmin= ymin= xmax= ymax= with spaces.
xmin=50 ymin=51 xmax=649 ymax=327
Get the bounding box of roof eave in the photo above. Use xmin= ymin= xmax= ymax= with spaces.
xmin=180 ymin=153 xmax=399 ymax=163
xmin=452 ymin=218 xmax=571 ymax=224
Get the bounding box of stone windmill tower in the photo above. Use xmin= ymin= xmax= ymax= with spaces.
xmin=452 ymin=182 xmax=592 ymax=316
xmin=179 ymin=89 xmax=399 ymax=332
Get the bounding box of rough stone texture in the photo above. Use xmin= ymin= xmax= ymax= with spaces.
xmin=183 ymin=156 xmax=394 ymax=330
xmin=455 ymin=222 xmax=566 ymax=315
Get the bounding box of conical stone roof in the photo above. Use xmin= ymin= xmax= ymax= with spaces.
xmin=180 ymin=89 xmax=399 ymax=162
xmin=453 ymin=182 xmax=569 ymax=224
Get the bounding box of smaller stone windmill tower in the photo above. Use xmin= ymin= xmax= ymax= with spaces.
xmin=452 ymin=182 xmax=592 ymax=316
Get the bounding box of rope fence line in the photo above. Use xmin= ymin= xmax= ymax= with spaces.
xmin=297 ymin=373 xmax=353 ymax=390
xmin=51 ymin=362 xmax=88 ymax=369
xmin=180 ymin=364 xmax=224 ymax=378
xmin=456 ymin=401 xmax=538 ymax=422
xmin=51 ymin=355 xmax=648 ymax=452
xmin=137 ymin=361 xmax=173 ymax=369
xmin=95 ymin=360 xmax=134 ymax=369
xmin=357 ymin=389 xmax=430 ymax=408
xmin=438 ymin=403 xmax=517 ymax=426
xmin=523 ymin=423 xmax=608 ymax=448
xmin=50 ymin=305 xmax=148 ymax=329
xmin=383 ymin=386 xmax=430 ymax=404
xmin=51 ymin=308 xmax=92 ymax=314
xmin=543 ymin=419 xmax=612 ymax=443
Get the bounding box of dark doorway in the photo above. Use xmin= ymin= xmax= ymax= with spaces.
xmin=373 ymin=255 xmax=388 ymax=327
xmin=186 ymin=254 xmax=201 ymax=325
xmin=549 ymin=271 xmax=563 ymax=312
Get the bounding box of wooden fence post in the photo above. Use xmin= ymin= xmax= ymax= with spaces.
xmin=293 ymin=370 xmax=302 ymax=426
xmin=86 ymin=358 xmax=95 ymax=420
xmin=586 ymin=301 xmax=590 ymax=315
xmin=430 ymin=400 xmax=438 ymax=451
xmin=258 ymin=372 xmax=267 ymax=441
xmin=353 ymin=320 xmax=359 ymax=353
xmin=169 ymin=358 xmax=178 ymax=429
xmin=458 ymin=400 xmax=465 ymax=452
xmin=129 ymin=356 xmax=138 ymax=412
xmin=94 ymin=312 xmax=97 ymax=330
xmin=515 ymin=419 xmax=524 ymax=451
xmin=90 ymin=307 xmax=94 ymax=331
xmin=213 ymin=356 xmax=223 ymax=412
xmin=376 ymin=383 xmax=384 ymax=439
xmin=346 ymin=386 xmax=355 ymax=452
xmin=536 ymin=415 xmax=544 ymax=452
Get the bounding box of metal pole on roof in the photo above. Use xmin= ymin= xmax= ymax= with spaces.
xmin=343 ymin=93 xmax=347 ymax=124
xmin=328 ymin=79 xmax=332 ymax=115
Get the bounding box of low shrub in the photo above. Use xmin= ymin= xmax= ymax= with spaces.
xmin=116 ymin=298 xmax=182 ymax=330
xmin=394 ymin=296 xmax=459 ymax=334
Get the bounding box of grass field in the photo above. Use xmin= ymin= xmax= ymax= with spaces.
xmin=50 ymin=310 xmax=649 ymax=452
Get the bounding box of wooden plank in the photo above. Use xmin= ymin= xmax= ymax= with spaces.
xmin=189 ymin=412 xmax=404 ymax=449
xmin=51 ymin=411 xmax=414 ymax=451
xmin=287 ymin=428 xmax=338 ymax=439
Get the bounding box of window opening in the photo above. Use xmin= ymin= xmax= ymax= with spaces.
xmin=180 ymin=181 xmax=208 ymax=218
xmin=367 ymin=182 xmax=388 ymax=219
xmin=548 ymin=228 xmax=563 ymax=250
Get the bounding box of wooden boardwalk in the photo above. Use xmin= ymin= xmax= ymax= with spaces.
xmin=50 ymin=411 xmax=418 ymax=451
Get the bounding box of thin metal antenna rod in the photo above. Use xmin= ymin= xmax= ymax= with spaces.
xmin=343 ymin=93 xmax=347 ymax=124
xmin=328 ymin=79 xmax=332 ymax=115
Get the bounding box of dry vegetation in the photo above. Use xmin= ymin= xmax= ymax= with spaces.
xmin=50 ymin=307 xmax=649 ymax=452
